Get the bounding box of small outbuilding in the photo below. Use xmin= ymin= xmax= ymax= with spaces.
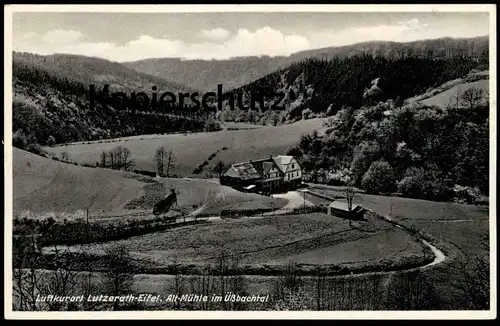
xmin=327 ymin=201 xmax=366 ymax=219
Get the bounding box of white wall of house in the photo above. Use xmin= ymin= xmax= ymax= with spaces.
xmin=284 ymin=157 xmax=302 ymax=182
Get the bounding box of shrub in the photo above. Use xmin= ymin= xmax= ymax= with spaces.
xmin=397 ymin=167 xmax=426 ymax=198
xmin=425 ymin=177 xmax=455 ymax=201
xmin=46 ymin=135 xmax=56 ymax=146
xmin=274 ymin=286 xmax=312 ymax=311
xmin=398 ymin=176 xmax=425 ymax=198
xmin=361 ymin=160 xmax=395 ymax=194
xmin=25 ymin=143 xmax=46 ymax=156
xmin=13 ymin=129 xmax=28 ymax=149
xmin=453 ymin=185 xmax=489 ymax=205
xmin=192 ymin=165 xmax=204 ymax=174
xmin=302 ymin=108 xmax=313 ymax=120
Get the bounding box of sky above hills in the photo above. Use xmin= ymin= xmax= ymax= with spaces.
xmin=12 ymin=11 xmax=490 ymax=62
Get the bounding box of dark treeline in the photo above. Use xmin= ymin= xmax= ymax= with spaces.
xmin=12 ymin=56 xmax=216 ymax=152
xmin=124 ymin=36 xmax=488 ymax=92
xmin=224 ymin=55 xmax=485 ymax=123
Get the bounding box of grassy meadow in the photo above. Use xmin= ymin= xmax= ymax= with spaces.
xmin=43 ymin=118 xmax=327 ymax=177
xmin=12 ymin=148 xmax=286 ymax=218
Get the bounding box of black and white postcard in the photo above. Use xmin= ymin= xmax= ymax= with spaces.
xmin=3 ymin=4 xmax=496 ymax=319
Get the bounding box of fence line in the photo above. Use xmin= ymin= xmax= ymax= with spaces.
xmin=219 ymin=206 xmax=327 ymax=219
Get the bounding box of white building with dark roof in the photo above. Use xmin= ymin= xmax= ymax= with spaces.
xmin=220 ymin=155 xmax=303 ymax=193
xmin=273 ymin=155 xmax=303 ymax=189
xmin=327 ymin=201 xmax=366 ymax=219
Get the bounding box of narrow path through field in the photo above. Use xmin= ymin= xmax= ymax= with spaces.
xmin=297 ymin=189 xmax=448 ymax=271
xmin=370 ymin=210 xmax=447 ymax=270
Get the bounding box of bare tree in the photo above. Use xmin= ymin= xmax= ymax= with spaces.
xmin=35 ymin=244 xmax=83 ymax=311
xmin=384 ymin=271 xmax=440 ymax=310
xmin=12 ymin=232 xmax=86 ymax=311
xmin=79 ymin=271 xmax=104 ymax=311
xmin=342 ymin=169 xmax=357 ymax=226
xmin=460 ymin=87 xmax=488 ymax=110
xmin=271 ymin=261 xmax=303 ymax=304
xmin=212 ymin=161 xmax=227 ymax=179
xmin=108 ymin=149 xmax=116 ymax=169
xmin=314 ymin=267 xmax=327 ymax=310
xmin=165 ymin=150 xmax=176 ymax=177
xmin=453 ymin=233 xmax=489 ymax=310
xmin=113 ymin=146 xmax=124 ymax=169
xmin=154 ymin=146 xmax=167 ymax=177
xmin=215 ymin=251 xmax=230 ymax=310
xmin=226 ymin=255 xmax=247 ymax=311
xmin=102 ymin=244 xmax=134 ymax=311
xmin=448 ymin=90 xmax=461 ymax=110
xmin=121 ymin=147 xmax=133 ymax=171
xmin=163 ymin=256 xmax=185 ymax=310
xmin=12 ymin=234 xmax=42 ymax=311
xmin=104 ymin=147 xmax=133 ymax=170
xmin=199 ymin=264 xmax=213 ymax=310
xmin=99 ymin=151 xmax=108 ymax=168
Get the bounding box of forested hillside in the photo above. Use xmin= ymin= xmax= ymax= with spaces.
xmin=125 ymin=36 xmax=488 ymax=92
xmin=287 ymin=89 xmax=489 ymax=203
xmin=13 ymin=52 xmax=193 ymax=94
xmin=216 ymin=55 xmax=486 ymax=125
xmin=12 ymin=53 xmax=217 ymax=151
xmin=123 ymin=56 xmax=286 ymax=93
xmin=288 ymin=36 xmax=488 ymax=64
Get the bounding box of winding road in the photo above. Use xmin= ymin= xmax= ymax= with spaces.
xmin=184 ymin=189 xmax=448 ymax=274
xmin=378 ymin=213 xmax=447 ymax=271
xmin=51 ymin=190 xmax=447 ymax=278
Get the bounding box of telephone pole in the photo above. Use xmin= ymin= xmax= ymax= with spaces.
xmin=303 ymin=190 xmax=306 ymax=212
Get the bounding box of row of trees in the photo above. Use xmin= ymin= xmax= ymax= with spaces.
xmin=98 ymin=146 xmax=133 ymax=171
xmin=153 ymin=146 xmax=228 ymax=179
xmin=154 ymin=146 xmax=176 ymax=177
xmin=13 ymin=236 xmax=140 ymax=311
xmin=12 ymin=236 xmax=489 ymax=311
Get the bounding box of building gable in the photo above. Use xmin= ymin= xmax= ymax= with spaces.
xmin=223 ymin=166 xmax=241 ymax=178
xmin=272 ymin=155 xmax=291 ymax=174
xmin=249 ymin=158 xmax=281 ymax=178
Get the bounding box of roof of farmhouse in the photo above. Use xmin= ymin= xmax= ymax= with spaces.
xmin=224 ymin=162 xmax=261 ymax=180
xmin=273 ymin=155 xmax=294 ymax=166
xmin=224 ymin=155 xmax=298 ymax=179
xmin=328 ymin=201 xmax=363 ymax=212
